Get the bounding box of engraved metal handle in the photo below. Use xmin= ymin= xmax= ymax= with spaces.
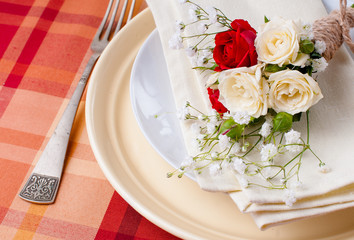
xmin=19 ymin=53 xmax=99 ymax=204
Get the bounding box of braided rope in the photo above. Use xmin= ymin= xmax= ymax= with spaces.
xmin=313 ymin=0 xmax=354 ymax=61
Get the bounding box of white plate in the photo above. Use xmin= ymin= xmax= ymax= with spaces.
xmin=130 ymin=29 xmax=189 ymax=177
xmin=85 ymin=9 xmax=354 ymax=240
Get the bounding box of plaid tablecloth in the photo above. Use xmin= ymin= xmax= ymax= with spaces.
xmin=0 ymin=0 xmax=181 ymax=239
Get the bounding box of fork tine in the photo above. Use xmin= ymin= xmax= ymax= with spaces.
xmin=114 ymin=0 xmax=128 ymax=35
xmin=114 ymin=0 xmax=135 ymax=36
xmin=103 ymin=0 xmax=120 ymax=40
xmin=126 ymin=0 xmax=136 ymax=22
xmin=93 ymin=0 xmax=114 ymax=41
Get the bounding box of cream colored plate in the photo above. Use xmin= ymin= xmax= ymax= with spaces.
xmin=85 ymin=9 xmax=354 ymax=240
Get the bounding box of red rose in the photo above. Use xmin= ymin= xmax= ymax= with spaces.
xmin=213 ymin=19 xmax=257 ymax=71
xmin=207 ymin=87 xmax=228 ymax=114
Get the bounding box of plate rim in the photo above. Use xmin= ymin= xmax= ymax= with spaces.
xmin=85 ymin=8 xmax=354 ymax=240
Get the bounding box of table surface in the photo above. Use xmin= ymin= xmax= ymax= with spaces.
xmin=0 ymin=0 xmax=181 ymax=239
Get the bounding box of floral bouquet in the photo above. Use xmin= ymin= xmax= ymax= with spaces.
xmin=166 ymin=0 xmax=354 ymax=206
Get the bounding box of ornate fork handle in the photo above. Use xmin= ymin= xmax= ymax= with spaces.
xmin=19 ymin=53 xmax=99 ymax=204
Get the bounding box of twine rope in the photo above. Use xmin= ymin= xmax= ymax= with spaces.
xmin=313 ymin=0 xmax=354 ymax=61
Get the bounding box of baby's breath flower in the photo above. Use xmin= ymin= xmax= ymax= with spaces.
xmin=185 ymin=46 xmax=197 ymax=57
xmin=205 ymin=6 xmax=217 ymax=24
xmin=180 ymin=156 xmax=194 ymax=170
xmin=211 ymin=152 xmax=218 ymax=159
xmin=218 ymin=134 xmax=231 ymax=150
xmin=284 ymin=129 xmax=303 ymax=152
xmin=197 ymin=23 xmax=208 ymax=34
xmin=209 ymin=162 xmax=222 ymax=176
xmin=282 ymin=189 xmax=297 ymax=206
xmin=233 ymin=111 xmax=251 ymax=125
xmin=188 ymin=5 xmax=199 ymax=21
xmin=169 ymin=33 xmax=183 ymax=50
xmin=259 ymin=121 xmax=272 ymax=137
xmin=232 ymin=157 xmax=246 ymax=174
xmin=175 ymin=20 xmax=185 ymax=32
xmin=206 ymin=122 xmax=216 ymax=134
xmin=260 ymin=143 xmax=277 ymax=161
xmin=319 ymin=164 xmax=331 ymax=173
xmin=314 ymin=40 xmax=326 ymax=54
xmin=312 ymin=57 xmax=328 ymax=72
xmin=177 ymin=104 xmax=189 ymax=120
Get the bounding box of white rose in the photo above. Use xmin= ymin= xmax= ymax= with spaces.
xmin=218 ymin=65 xmax=268 ymax=118
xmin=255 ymin=16 xmax=308 ymax=66
xmin=268 ymin=70 xmax=323 ymax=115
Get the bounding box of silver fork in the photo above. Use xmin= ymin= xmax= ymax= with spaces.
xmin=19 ymin=0 xmax=137 ymax=204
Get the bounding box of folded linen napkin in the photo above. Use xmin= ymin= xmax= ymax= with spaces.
xmin=146 ymin=0 xmax=354 ymax=229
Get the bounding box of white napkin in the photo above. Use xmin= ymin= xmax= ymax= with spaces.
xmin=146 ymin=0 xmax=354 ymax=229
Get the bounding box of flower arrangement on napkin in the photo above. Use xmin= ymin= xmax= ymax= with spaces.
xmin=167 ymin=0 xmax=335 ymax=204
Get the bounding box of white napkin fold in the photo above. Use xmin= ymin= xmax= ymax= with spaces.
xmin=146 ymin=0 xmax=354 ymax=229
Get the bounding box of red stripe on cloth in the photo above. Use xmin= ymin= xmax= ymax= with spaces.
xmin=115 ymin=205 xmax=142 ymax=240
xmin=55 ymin=12 xmax=102 ymax=28
xmin=0 ymin=24 xmax=19 ymax=59
xmin=0 ymin=1 xmax=31 ymax=16
xmin=95 ymin=192 xmax=129 ymax=240
xmin=0 ymin=206 xmax=8 ymax=224
xmin=0 ymin=0 xmax=64 ymax=117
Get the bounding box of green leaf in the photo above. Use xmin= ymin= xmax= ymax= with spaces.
xmin=300 ymin=39 xmax=315 ymax=54
xmin=219 ymin=118 xmax=236 ymax=134
xmin=226 ymin=124 xmax=245 ymax=141
xmin=273 ymin=112 xmax=293 ymax=132
xmin=310 ymin=52 xmax=322 ymax=59
xmin=293 ymin=112 xmax=302 ymax=122
xmin=351 ymin=3 xmax=354 ymax=8
xmin=264 ymin=15 xmax=269 ymax=23
xmin=265 ymin=64 xmax=287 ymax=73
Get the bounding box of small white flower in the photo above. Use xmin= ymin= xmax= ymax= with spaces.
xmin=283 ymin=189 xmax=297 ymax=206
xmin=197 ymin=114 xmax=204 ymax=121
xmin=232 ymin=157 xmax=246 ymax=174
xmin=211 ymin=152 xmax=218 ymax=159
xmin=233 ymin=111 xmax=251 ymax=125
xmin=284 ymin=129 xmax=303 ymax=152
xmin=177 ymin=104 xmax=189 ymax=120
xmin=289 ymin=180 xmax=303 ymax=190
xmin=312 ymin=57 xmax=328 ymax=72
xmin=175 ymin=20 xmax=185 ymax=32
xmin=206 ymin=122 xmax=216 ymax=134
xmin=239 ymin=177 xmax=249 ymax=188
xmin=319 ymin=164 xmax=331 ymax=173
xmin=205 ymin=6 xmax=217 ymax=24
xmin=197 ymin=23 xmax=207 ymax=34
xmin=285 ymin=129 xmax=301 ymax=143
xmin=196 ymin=133 xmax=204 ymax=141
xmin=188 ymin=6 xmax=198 ymax=21
xmin=259 ymin=121 xmax=272 ymax=137
xmin=169 ymin=33 xmax=183 ymax=50
xmin=260 ymin=143 xmax=277 ymax=162
xmin=180 ymin=156 xmax=194 ymax=170
xmin=185 ymin=47 xmax=197 ymax=57
xmin=178 ymin=0 xmax=187 ymax=4
xmin=265 ymin=114 xmax=273 ymax=123
xmin=218 ymin=134 xmax=231 ymax=150
xmin=314 ymin=40 xmax=326 ymax=54
xmin=190 ymin=122 xmax=201 ymax=135
xmin=209 ymin=162 xmax=222 ymax=176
